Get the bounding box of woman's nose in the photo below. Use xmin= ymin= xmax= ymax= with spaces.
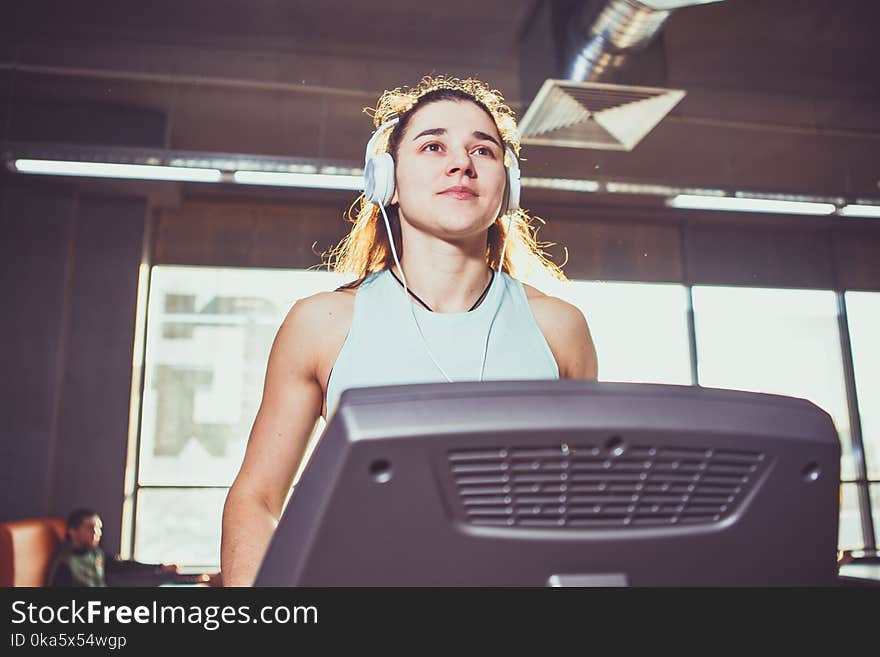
xmin=447 ymin=149 xmax=475 ymax=177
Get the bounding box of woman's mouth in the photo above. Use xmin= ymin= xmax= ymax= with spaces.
xmin=439 ymin=186 xmax=478 ymax=200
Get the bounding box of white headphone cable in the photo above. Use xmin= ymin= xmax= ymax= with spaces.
xmin=378 ymin=202 xmax=514 ymax=383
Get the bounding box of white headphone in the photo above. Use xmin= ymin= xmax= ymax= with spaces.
xmin=363 ymin=118 xmax=521 ymax=215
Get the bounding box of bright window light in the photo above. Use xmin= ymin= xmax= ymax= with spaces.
xmin=669 ymin=194 xmax=836 ymax=215
xmin=845 ymin=291 xmax=880 ymax=480
xmin=692 ymin=286 xmax=854 ymax=479
xmin=134 ymin=266 xmax=354 ymax=568
xmin=13 ymin=159 xmax=222 ymax=183
xmin=540 ymin=278 xmax=693 ymax=385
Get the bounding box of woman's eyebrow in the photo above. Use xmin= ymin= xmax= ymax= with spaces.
xmin=412 ymin=128 xmax=446 ymax=141
xmin=411 ymin=128 xmax=501 ymax=148
xmin=472 ymin=131 xmax=501 ymax=147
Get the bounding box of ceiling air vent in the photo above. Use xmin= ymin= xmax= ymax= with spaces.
xmin=518 ymin=79 xmax=685 ymax=151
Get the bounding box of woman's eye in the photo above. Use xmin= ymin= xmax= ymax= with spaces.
xmin=421 ymin=143 xmax=494 ymax=156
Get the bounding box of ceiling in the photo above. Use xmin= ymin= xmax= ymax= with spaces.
xmin=1 ymin=0 xmax=878 ymax=208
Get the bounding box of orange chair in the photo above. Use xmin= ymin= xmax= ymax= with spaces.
xmin=0 ymin=517 xmax=67 ymax=587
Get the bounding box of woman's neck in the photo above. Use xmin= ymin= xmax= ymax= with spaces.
xmin=390 ymin=212 xmax=496 ymax=313
xmin=391 ymin=258 xmax=494 ymax=314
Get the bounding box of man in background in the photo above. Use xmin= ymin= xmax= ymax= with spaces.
xmin=48 ymin=508 xmax=181 ymax=587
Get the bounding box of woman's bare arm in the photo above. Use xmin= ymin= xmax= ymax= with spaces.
xmin=552 ymin=299 xmax=598 ymax=380
xmin=220 ymin=294 xmax=332 ymax=587
xmin=529 ymin=291 xmax=599 ymax=381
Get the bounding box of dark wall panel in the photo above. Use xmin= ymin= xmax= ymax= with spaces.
xmin=51 ymin=196 xmax=146 ymax=556
xmin=154 ymin=201 xmax=347 ymax=269
xmin=684 ymin=218 xmax=837 ymax=288
xmin=834 ymin=228 xmax=880 ymax=291
xmin=0 ymin=184 xmax=74 ymax=521
xmin=0 ymin=182 xmax=145 ymax=558
xmin=541 ymin=216 xmax=683 ymax=283
xmin=5 ymin=98 xmax=166 ymax=147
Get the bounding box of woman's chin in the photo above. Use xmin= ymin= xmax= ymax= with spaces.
xmin=435 ymin=223 xmax=493 ymax=242
xmin=400 ymin=208 xmax=496 ymax=241
xmin=434 ymin=212 xmax=496 ymax=236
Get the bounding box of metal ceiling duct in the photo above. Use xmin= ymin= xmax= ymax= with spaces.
xmin=518 ymin=0 xmax=724 ymax=151
xmin=568 ymin=0 xmax=672 ymax=83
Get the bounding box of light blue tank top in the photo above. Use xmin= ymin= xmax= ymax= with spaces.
xmin=325 ymin=268 xmax=559 ymax=417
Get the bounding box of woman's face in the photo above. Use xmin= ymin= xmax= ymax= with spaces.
xmin=391 ymin=99 xmax=507 ymax=241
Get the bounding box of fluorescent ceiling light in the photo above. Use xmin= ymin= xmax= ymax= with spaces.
xmin=233 ymin=170 xmax=363 ymax=190
xmin=838 ymin=204 xmax=880 ymax=218
xmin=669 ymin=194 xmax=836 ymax=215
xmin=521 ymin=177 xmax=600 ymax=192
xmin=734 ymin=190 xmax=844 ymax=204
xmin=639 ymin=0 xmax=725 ymax=9
xmin=606 ymin=182 xmax=727 ymax=197
xmin=13 ymin=159 xmax=222 ymax=183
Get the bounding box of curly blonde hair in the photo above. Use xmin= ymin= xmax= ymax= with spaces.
xmin=322 ymin=75 xmax=567 ymax=287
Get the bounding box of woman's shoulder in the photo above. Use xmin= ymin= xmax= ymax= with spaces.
xmin=285 ymin=287 xmax=356 ymax=331
xmin=519 ymin=281 xmax=583 ymax=327
xmin=520 ymin=281 xmax=548 ymax=301
xmin=518 ymin=280 xmax=597 ymax=380
xmin=275 ymin=287 xmax=357 ymax=379
xmin=281 ymin=270 xmax=388 ymax=339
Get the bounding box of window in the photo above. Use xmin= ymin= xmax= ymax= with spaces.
xmin=839 ymin=483 xmax=864 ymax=551
xmin=873 ymin=485 xmax=880 ymax=548
xmin=132 ymin=266 xmax=351 ymax=569
xmin=844 ymin=291 xmax=880 ymax=549
xmin=692 ymin=286 xmax=854 ymax=475
xmin=130 ymin=271 xmax=876 ymax=566
xmin=845 ymin=292 xmax=880 ymax=481
xmin=692 ymin=286 xmax=867 ymax=550
xmin=554 ymin=280 xmax=693 ymax=384
xmin=134 ymin=488 xmax=228 ymax=567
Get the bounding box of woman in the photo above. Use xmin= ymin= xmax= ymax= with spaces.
xmin=221 ymin=75 xmax=598 ymax=586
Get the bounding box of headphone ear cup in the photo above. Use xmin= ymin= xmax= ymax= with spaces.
xmin=364 ymin=152 xmax=396 ymax=207
xmin=501 ymin=148 xmax=521 ymax=216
